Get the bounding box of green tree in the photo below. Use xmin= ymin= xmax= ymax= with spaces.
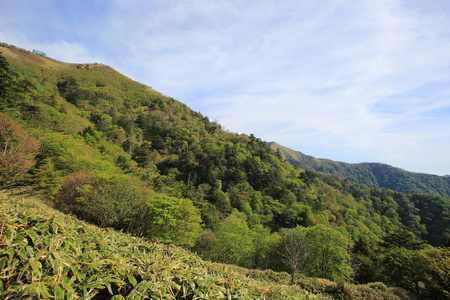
xmin=168 ymin=198 xmax=203 ymax=248
xmin=146 ymin=194 xmax=202 ymax=248
xmin=350 ymin=236 xmax=377 ymax=284
xmin=212 ymin=189 xmax=231 ymax=214
xmin=377 ymin=247 xmax=429 ymax=295
xmin=0 ymin=54 xmax=29 ymax=109
xmin=29 ymin=157 xmax=62 ymax=195
xmin=379 ymin=226 xmax=425 ymax=250
xmin=303 ymin=225 xmax=351 ymax=282
xmin=208 ymin=211 xmax=255 ymax=267
xmin=424 ymin=247 xmax=450 ymax=299
xmin=376 ymin=226 xmax=429 ymax=295
xmin=279 ymin=203 xmax=315 ymax=228
xmin=251 ymin=224 xmax=281 ymax=270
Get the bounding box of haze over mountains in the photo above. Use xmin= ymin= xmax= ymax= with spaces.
xmin=269 ymin=142 xmax=450 ymax=199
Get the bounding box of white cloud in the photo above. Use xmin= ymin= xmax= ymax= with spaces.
xmin=0 ymin=32 xmax=104 ymax=65
xmin=41 ymin=41 xmax=104 ymax=64
xmin=2 ymin=0 xmax=450 ymax=174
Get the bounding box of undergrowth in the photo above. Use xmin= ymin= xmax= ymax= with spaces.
xmin=0 ymin=190 xmax=415 ymax=299
xmin=0 ymin=190 xmax=329 ymax=299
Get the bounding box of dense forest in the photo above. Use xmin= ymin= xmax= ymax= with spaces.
xmin=270 ymin=142 xmax=450 ymax=198
xmin=1 ymin=43 xmax=449 ymax=299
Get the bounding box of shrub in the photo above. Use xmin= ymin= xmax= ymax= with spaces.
xmin=55 ymin=173 xmax=202 ymax=247
xmin=246 ymin=269 xmax=291 ymax=284
xmin=55 ymin=172 xmax=91 ymax=212
xmin=367 ymin=282 xmax=388 ymax=291
xmin=56 ymin=173 xmax=149 ymax=235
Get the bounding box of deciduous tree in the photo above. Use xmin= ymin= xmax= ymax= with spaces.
xmin=424 ymin=247 xmax=450 ymax=299
xmin=208 ymin=211 xmax=255 ymax=267
xmin=0 ymin=113 xmax=40 ymax=188
xmin=147 ymin=194 xmax=202 ymax=248
xmin=303 ymin=225 xmax=351 ymax=282
xmin=279 ymin=225 xmax=351 ymax=283
xmin=279 ymin=226 xmax=310 ymax=284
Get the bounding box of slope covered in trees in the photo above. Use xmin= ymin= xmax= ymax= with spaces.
xmin=0 ymin=190 xmax=327 ymax=299
xmin=1 ymin=43 xmax=449 ymax=298
xmin=269 ymin=142 xmax=450 ymax=198
xmin=4 ymin=190 xmax=426 ymax=299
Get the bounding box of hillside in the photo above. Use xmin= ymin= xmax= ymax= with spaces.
xmin=269 ymin=142 xmax=450 ymax=198
xmin=0 ymin=190 xmax=321 ymax=299
xmin=1 ymin=190 xmax=420 ymax=299
xmin=1 ymin=43 xmax=449 ymax=298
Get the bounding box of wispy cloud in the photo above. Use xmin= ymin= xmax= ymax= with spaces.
xmin=1 ymin=0 xmax=450 ymax=174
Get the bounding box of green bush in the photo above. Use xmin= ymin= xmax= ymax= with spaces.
xmin=56 ymin=173 xmax=149 ymax=235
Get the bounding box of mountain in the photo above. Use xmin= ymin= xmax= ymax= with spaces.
xmin=269 ymin=142 xmax=450 ymax=198
xmin=1 ymin=43 xmax=449 ymax=298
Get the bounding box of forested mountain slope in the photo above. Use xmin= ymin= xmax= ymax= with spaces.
xmin=2 ymin=190 xmax=420 ymax=300
xmin=269 ymin=142 xmax=450 ymax=198
xmin=1 ymin=43 xmax=449 ymax=298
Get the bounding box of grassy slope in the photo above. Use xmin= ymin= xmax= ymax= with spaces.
xmin=269 ymin=142 xmax=450 ymax=198
xmin=0 ymin=44 xmax=160 ymax=93
xmin=0 ymin=45 xmax=75 ymax=70
xmin=0 ymin=190 xmax=414 ymax=300
xmin=0 ymin=189 xmax=329 ymax=300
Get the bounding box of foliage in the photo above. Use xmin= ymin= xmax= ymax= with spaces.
xmin=28 ymin=157 xmax=63 ymax=195
xmin=304 ymin=225 xmax=352 ymax=282
xmin=279 ymin=226 xmax=310 ymax=284
xmin=0 ymin=191 xmax=334 ymax=300
xmin=205 ymin=211 xmax=256 ymax=267
xmin=270 ymin=141 xmax=450 ymax=198
xmin=36 ymin=130 xmax=118 ymax=175
xmin=294 ymin=276 xmax=414 ymax=300
xmin=423 ymin=247 xmax=450 ymax=299
xmin=146 ymin=194 xmax=202 ymax=247
xmin=376 ymin=247 xmax=429 ymax=295
xmin=349 ymin=236 xmax=378 ymax=284
xmin=72 ymin=174 xmax=150 ymax=233
xmin=378 ymin=226 xmax=426 ymax=250
xmin=0 ymin=113 xmax=40 ymax=188
xmin=55 ymin=173 xmax=202 ymax=247
xmin=251 ymin=224 xmax=282 ymax=270
xmin=410 ymin=194 xmax=450 ymax=246
xmin=319 ymin=174 xmax=449 ymax=247
xmin=279 ymin=225 xmax=351 ymax=283
xmin=0 ymin=44 xmax=448 ymax=298
xmin=0 ymin=53 xmax=30 ymax=110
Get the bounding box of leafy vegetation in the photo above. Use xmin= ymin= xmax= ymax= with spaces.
xmin=269 ymin=142 xmax=450 ymax=198
xmin=0 ymin=114 xmax=40 ymax=188
xmin=1 ymin=43 xmax=449 ymax=298
xmin=1 ymin=191 xmax=333 ymax=299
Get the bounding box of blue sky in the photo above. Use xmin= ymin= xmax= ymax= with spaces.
xmin=2 ymin=0 xmax=450 ymax=175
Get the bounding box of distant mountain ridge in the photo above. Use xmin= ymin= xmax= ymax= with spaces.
xmin=269 ymin=142 xmax=450 ymax=198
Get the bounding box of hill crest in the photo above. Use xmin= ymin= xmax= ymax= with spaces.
xmin=269 ymin=141 xmax=450 ymax=198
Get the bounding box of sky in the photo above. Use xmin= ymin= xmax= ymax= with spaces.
xmin=1 ymin=0 xmax=450 ymax=175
